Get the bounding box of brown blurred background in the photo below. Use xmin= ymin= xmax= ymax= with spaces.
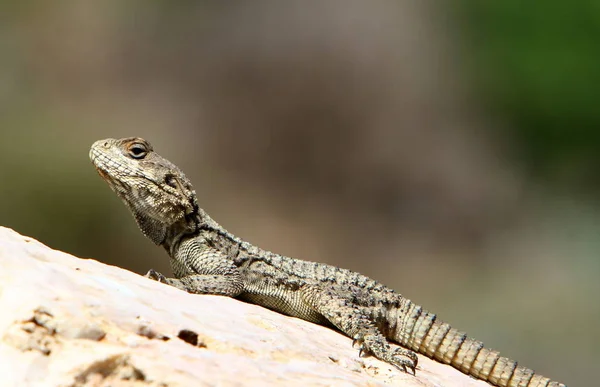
xmin=0 ymin=2 xmax=596 ymax=385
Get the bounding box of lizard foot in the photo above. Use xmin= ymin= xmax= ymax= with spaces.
xmin=358 ymin=334 xmax=418 ymax=374
xmin=387 ymin=346 xmax=418 ymax=375
xmin=145 ymin=269 xmax=168 ymax=283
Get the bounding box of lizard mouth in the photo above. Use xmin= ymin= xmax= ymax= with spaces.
xmin=95 ymin=167 xmax=109 ymax=180
xmin=89 ymin=148 xmax=112 ymax=180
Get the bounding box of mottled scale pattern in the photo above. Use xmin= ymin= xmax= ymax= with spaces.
xmin=390 ymin=302 xmax=565 ymax=387
xmin=90 ymin=138 xmax=567 ymax=387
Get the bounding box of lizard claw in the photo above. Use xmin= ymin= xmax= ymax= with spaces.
xmin=352 ymin=336 xmax=370 ymax=357
xmin=389 ymin=347 xmax=418 ymax=375
xmin=360 ymin=334 xmax=418 ymax=375
xmin=145 ymin=269 xmax=168 ymax=283
xmin=358 ymin=346 xmax=367 ymax=358
xmin=352 ymin=336 xmax=364 ymax=348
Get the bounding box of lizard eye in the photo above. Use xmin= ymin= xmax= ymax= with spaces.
xmin=128 ymin=143 xmax=148 ymax=159
xmin=164 ymin=174 xmax=177 ymax=188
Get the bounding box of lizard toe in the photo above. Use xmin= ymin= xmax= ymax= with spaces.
xmin=389 ymin=347 xmax=418 ymax=375
xmin=145 ymin=269 xmax=168 ymax=283
xmin=359 ymin=334 xmax=417 ymax=374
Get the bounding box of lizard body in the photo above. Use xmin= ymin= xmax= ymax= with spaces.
xmin=90 ymin=137 xmax=566 ymax=387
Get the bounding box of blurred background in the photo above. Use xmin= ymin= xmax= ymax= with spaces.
xmin=0 ymin=1 xmax=596 ymax=385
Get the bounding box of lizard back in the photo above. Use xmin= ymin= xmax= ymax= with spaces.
xmin=90 ymin=137 xmax=567 ymax=387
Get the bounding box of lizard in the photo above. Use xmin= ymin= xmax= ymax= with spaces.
xmin=89 ymin=137 xmax=566 ymax=387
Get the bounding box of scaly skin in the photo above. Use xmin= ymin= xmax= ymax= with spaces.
xmin=90 ymin=137 xmax=566 ymax=387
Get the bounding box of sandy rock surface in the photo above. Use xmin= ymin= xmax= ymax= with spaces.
xmin=0 ymin=226 xmax=488 ymax=386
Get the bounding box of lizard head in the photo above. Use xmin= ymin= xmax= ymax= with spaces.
xmin=90 ymin=137 xmax=199 ymax=246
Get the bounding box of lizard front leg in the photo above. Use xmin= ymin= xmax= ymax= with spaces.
xmin=301 ymin=284 xmax=418 ymax=373
xmin=146 ymin=238 xmax=244 ymax=297
xmin=145 ymin=269 xmax=243 ymax=296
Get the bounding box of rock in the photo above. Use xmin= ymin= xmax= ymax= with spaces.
xmin=0 ymin=226 xmax=488 ymax=386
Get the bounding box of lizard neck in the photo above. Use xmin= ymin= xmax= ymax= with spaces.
xmin=159 ymin=206 xmax=234 ymax=257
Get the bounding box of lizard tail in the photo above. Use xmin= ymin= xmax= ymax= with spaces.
xmin=387 ymin=303 xmax=566 ymax=387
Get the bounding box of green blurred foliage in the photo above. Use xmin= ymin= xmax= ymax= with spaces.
xmin=460 ymin=1 xmax=600 ymax=183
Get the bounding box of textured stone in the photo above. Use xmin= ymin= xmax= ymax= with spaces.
xmin=0 ymin=226 xmax=488 ymax=386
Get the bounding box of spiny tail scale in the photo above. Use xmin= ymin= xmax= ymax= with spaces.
xmin=387 ymin=301 xmax=565 ymax=387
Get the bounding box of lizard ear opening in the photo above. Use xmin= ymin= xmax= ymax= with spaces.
xmin=164 ymin=174 xmax=193 ymax=207
xmin=164 ymin=174 xmax=179 ymax=189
